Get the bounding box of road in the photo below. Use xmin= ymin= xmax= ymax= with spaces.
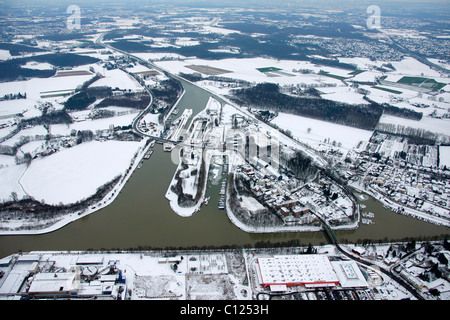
xmin=95 ymin=33 xmax=180 ymax=144
xmin=319 ymin=217 xmax=424 ymax=300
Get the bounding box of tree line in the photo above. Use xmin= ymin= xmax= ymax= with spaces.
xmin=64 ymin=86 xmax=112 ymax=111
xmin=0 ymin=92 xmax=27 ymax=101
xmin=0 ymin=176 xmax=121 ymax=227
xmin=0 ymin=53 xmax=99 ymax=82
xmin=231 ymin=83 xmax=422 ymax=131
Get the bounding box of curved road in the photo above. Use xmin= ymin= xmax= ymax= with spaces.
xmin=95 ymin=33 xmax=179 ymax=143
xmin=320 ymin=218 xmax=424 ymax=300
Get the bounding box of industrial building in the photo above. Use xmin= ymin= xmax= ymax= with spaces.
xmin=255 ymin=254 xmax=369 ymax=292
xmin=28 ymin=270 xmax=80 ymax=298
xmin=330 ymin=261 xmax=369 ymax=288
xmin=256 ymin=255 xmax=340 ymax=291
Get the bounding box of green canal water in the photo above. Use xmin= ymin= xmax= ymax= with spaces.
xmin=0 ymin=79 xmax=448 ymax=258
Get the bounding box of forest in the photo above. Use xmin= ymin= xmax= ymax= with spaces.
xmin=231 ymin=83 xmax=381 ymax=130
xmin=20 ymin=109 xmax=72 ymax=127
xmin=0 ymin=53 xmax=99 ymax=82
xmin=230 ymin=83 xmax=423 ymax=131
xmin=0 ymin=42 xmax=44 ymax=56
xmin=282 ymin=150 xmax=319 ymax=183
xmin=96 ymin=91 xmax=151 ymax=110
xmin=64 ymin=86 xmax=112 ymax=111
xmin=152 ymin=78 xmax=184 ymax=123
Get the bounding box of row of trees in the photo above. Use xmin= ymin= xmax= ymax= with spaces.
xmin=376 ymin=123 xmax=450 ymax=145
xmin=0 ymin=176 xmax=121 ymax=226
xmin=231 ymin=83 xmax=382 ymax=130
xmin=64 ymin=86 xmax=112 ymax=111
xmin=232 ymin=83 xmax=424 ymax=131
xmin=0 ymin=92 xmax=26 ymax=101
xmin=21 ymin=109 xmax=72 ymax=127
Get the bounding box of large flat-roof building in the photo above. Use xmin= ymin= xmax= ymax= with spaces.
xmin=330 ymin=261 xmax=369 ymax=288
xmin=256 ymin=255 xmax=340 ymax=290
xmin=28 ymin=271 xmax=80 ymax=298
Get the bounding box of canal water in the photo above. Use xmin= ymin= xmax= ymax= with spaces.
xmin=0 ymin=79 xmax=448 ymax=258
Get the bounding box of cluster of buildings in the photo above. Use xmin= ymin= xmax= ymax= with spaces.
xmin=365 ymin=132 xmax=440 ymax=168
xmin=0 ymin=240 xmax=447 ymax=300
xmin=348 ymin=133 xmax=450 ymax=226
xmin=0 ymin=254 xmax=127 ymax=300
xmin=236 ymin=164 xmax=355 ymax=229
xmin=393 ymin=243 xmax=450 ymax=299
xmin=237 ymin=164 xmax=318 ymax=227
xmin=293 ymin=37 xmax=404 ymax=61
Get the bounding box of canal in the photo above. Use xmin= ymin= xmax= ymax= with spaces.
xmin=0 ymin=78 xmax=448 ymax=258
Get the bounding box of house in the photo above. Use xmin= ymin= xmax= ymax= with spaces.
xmin=280 ymin=207 xmax=290 ymax=216
xmin=292 ymin=206 xmax=310 ymax=217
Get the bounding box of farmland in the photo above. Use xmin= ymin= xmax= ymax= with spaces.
xmin=397 ymin=76 xmax=447 ymax=91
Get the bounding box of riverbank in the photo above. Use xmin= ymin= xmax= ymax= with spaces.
xmin=0 ymin=138 xmax=150 ymax=235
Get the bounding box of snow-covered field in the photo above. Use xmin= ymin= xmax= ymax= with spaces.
xmin=271 ymin=112 xmax=373 ymax=152
xmin=1 ymin=125 xmax=48 ymax=147
xmin=0 ymin=163 xmax=28 ymax=202
xmin=155 ymin=57 xmax=344 ymax=87
xmin=19 ymin=140 xmax=142 ymax=205
xmin=439 ymin=146 xmax=450 ymax=168
xmin=0 ymin=99 xmax=39 ymax=118
xmin=90 ymin=68 xmax=142 ymax=91
xmin=390 ymin=57 xmax=443 ymax=78
xmin=0 ymin=71 xmax=96 ymax=107
xmin=134 ymin=52 xmax=187 ymax=62
xmin=0 ymin=49 xmax=12 ymax=61
xmin=22 ymin=61 xmax=54 ymax=70
xmin=378 ymin=114 xmax=450 ymax=137
xmin=320 ymin=86 xmax=370 ymax=105
xmin=50 ymin=112 xmax=138 ymax=136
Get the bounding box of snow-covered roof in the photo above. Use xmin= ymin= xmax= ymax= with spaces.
xmin=76 ymin=256 xmax=104 ymax=265
xmin=28 ymin=272 xmax=79 ymax=294
xmin=256 ymin=254 xmax=339 ymax=287
xmin=331 ymin=261 xmax=369 ymax=288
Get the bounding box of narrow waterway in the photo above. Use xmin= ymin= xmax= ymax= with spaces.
xmin=0 ymin=79 xmax=448 ymax=258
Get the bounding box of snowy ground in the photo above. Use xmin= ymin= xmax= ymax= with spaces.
xmin=0 ymin=70 xmax=96 ymax=111
xmin=0 ymin=137 xmax=149 ymax=234
xmin=155 ymin=57 xmax=344 ymax=88
xmin=19 ymin=140 xmax=142 ymax=205
xmin=439 ymin=146 xmax=450 ymax=168
xmin=90 ymin=68 xmax=142 ymax=91
xmin=153 ymin=55 xmax=450 ymax=128
xmin=271 ymin=112 xmax=373 ymax=154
